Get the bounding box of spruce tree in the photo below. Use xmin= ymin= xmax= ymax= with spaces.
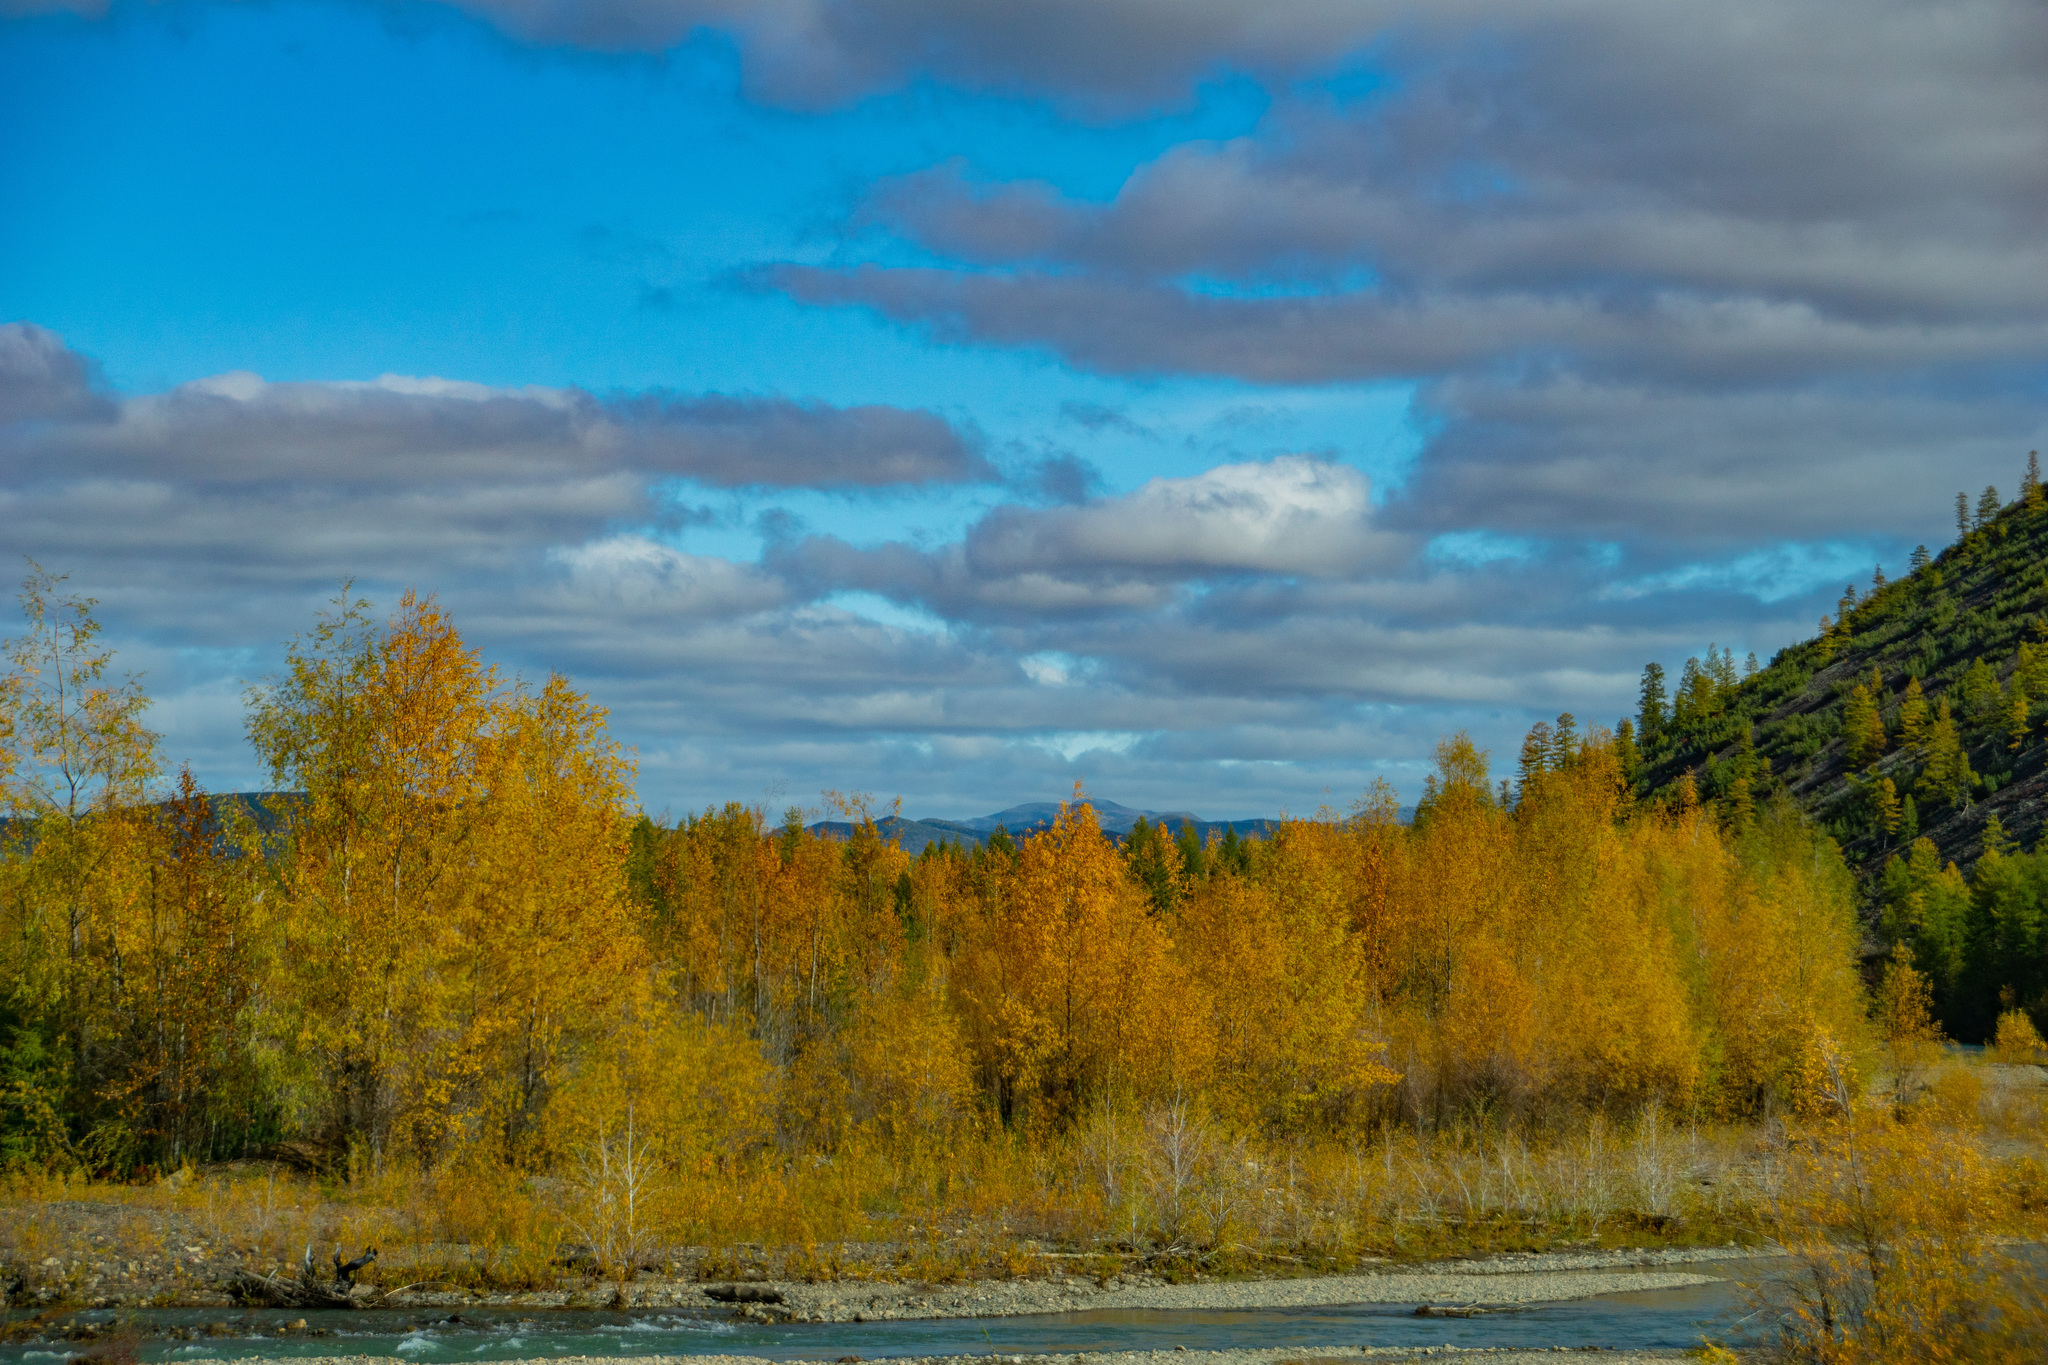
xmin=1707 ymin=644 xmax=1739 ymax=697
xmin=1174 ymin=821 xmax=1205 ymax=882
xmin=1957 ymin=491 xmax=1971 ymax=539
xmin=2028 ymin=451 xmax=2044 ymax=510
xmin=1615 ymin=718 xmax=1641 ymax=789
xmin=1638 ymin=663 xmax=1668 ymax=741
xmin=1518 ymin=721 xmax=1553 ymax=796
xmin=1910 ymin=544 xmax=1930 ymax=573
xmin=1676 ymin=657 xmax=1709 ymax=723
xmin=1724 ymin=726 xmax=1762 ymax=828
xmin=1549 ymin=712 xmax=1579 ymax=769
xmin=1217 ymin=825 xmax=1246 ymax=876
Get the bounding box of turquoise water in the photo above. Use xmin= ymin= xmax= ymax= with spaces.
xmin=1 ymin=1268 xmax=1754 ymax=1362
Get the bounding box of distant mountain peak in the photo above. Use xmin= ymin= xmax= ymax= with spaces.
xmin=809 ymin=796 xmax=1268 ymax=855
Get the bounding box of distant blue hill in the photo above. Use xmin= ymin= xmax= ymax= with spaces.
xmin=808 ymin=799 xmax=1285 ymax=856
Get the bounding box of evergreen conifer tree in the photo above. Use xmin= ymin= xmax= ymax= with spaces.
xmin=1549 ymin=712 xmax=1578 ymax=769
xmin=1916 ymin=699 xmax=1976 ymax=808
xmin=1719 ymin=727 xmax=1765 ymax=829
xmin=2028 ymin=451 xmax=2044 ymax=509
xmin=1977 ymin=485 xmax=2002 ymax=527
xmin=1707 ymin=644 xmax=1739 ymax=696
xmin=1517 ymin=721 xmax=1553 ymax=796
xmin=1614 ymin=718 xmax=1640 ymax=788
xmin=1959 ymin=657 xmax=2003 ymax=728
xmin=1910 ymin=544 xmax=1931 ymax=573
xmin=1957 ymin=491 xmax=1971 ymax=539
xmin=1637 ymin=663 xmax=1668 ymax=741
xmin=1173 ymin=820 xmax=1205 ymax=881
xmin=1217 ymin=825 xmax=1247 ymax=876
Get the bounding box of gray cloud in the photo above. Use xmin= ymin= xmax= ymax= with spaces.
xmin=614 ymin=393 xmax=994 ymax=487
xmin=0 ymin=352 xmax=992 ymax=494
xmin=434 ymin=0 xmax=1391 ymax=109
xmin=0 ymin=322 xmax=112 ymax=425
xmin=775 ymin=456 xmax=1416 ymax=621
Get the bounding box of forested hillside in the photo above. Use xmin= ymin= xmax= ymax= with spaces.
xmin=1624 ymin=453 xmax=2048 ymax=1039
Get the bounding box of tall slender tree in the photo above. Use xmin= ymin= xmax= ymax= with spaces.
xmin=1637 ymin=663 xmax=1668 ymax=742
xmin=1976 ymin=485 xmax=2002 ymax=528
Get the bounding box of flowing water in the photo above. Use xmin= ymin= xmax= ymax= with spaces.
xmin=1 ymin=1264 xmax=1763 ymax=1363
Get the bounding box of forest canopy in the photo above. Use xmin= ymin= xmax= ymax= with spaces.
xmin=0 ymin=570 xmax=1876 ymax=1178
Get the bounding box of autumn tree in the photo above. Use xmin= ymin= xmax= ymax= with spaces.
xmin=1842 ymin=684 xmax=1886 ymax=769
xmin=951 ymin=795 xmax=1197 ymax=1127
xmin=246 ymin=589 xmax=641 ymax=1167
xmin=1867 ymin=776 xmax=1901 ymax=846
xmin=1897 ymin=676 xmax=1929 ymax=751
xmin=0 ymin=564 xmax=161 ymax=1158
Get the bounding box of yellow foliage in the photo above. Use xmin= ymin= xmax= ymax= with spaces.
xmin=1762 ymin=1110 xmax=2048 ymax=1361
xmin=952 ymin=795 xmax=1202 ymax=1127
xmin=1991 ymin=1007 xmax=2047 ymax=1064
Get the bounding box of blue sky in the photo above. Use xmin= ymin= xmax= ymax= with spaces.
xmin=4 ymin=0 xmax=2044 ymax=818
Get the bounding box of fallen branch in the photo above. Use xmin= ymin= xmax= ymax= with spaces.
xmin=228 ymin=1245 xmax=382 ymax=1310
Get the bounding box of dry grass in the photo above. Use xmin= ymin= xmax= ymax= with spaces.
xmin=3 ymin=1101 xmax=1774 ymax=1306
xmin=14 ymin=1060 xmax=2038 ymax=1311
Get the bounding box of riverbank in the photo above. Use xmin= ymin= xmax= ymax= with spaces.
xmin=159 ymin=1347 xmax=1710 ymax=1365
xmin=582 ymin=1247 xmax=1751 ymax=1323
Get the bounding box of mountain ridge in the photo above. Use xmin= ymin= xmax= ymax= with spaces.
xmin=808 ymin=799 xmax=1283 ymax=855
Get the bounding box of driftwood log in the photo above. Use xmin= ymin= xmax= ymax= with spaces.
xmin=704 ymin=1284 xmax=784 ymax=1304
xmin=229 ymin=1245 xmax=379 ymax=1309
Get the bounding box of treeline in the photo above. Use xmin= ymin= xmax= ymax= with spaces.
xmin=2 ymin=575 xmax=1868 ymax=1177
